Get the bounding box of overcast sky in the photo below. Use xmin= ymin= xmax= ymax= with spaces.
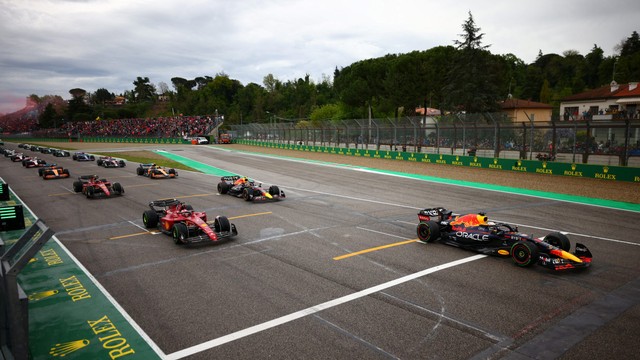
xmin=1 ymin=0 xmax=638 ymax=114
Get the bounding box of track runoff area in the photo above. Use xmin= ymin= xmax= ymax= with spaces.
xmin=9 ymin=143 xmax=640 ymax=359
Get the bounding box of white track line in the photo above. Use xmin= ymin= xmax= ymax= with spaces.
xmin=166 ymin=254 xmax=486 ymax=360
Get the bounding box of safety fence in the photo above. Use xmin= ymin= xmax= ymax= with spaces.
xmin=236 ymin=139 xmax=640 ymax=183
xmin=228 ymin=115 xmax=640 ymax=167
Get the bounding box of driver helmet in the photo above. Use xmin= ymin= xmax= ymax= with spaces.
xmin=476 ymin=214 xmax=488 ymax=226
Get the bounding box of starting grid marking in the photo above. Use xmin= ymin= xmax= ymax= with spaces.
xmin=166 ymin=254 xmax=488 ymax=360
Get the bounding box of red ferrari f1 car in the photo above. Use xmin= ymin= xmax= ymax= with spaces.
xmin=38 ymin=164 xmax=71 ymax=179
xmin=72 ymin=175 xmax=124 ymax=198
xmin=142 ymin=199 xmax=237 ymax=245
xmin=217 ymin=176 xmax=285 ymax=202
xmin=416 ymin=207 xmax=592 ymax=271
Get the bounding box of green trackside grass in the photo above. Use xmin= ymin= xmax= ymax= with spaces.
xmin=93 ymin=151 xmax=200 ymax=173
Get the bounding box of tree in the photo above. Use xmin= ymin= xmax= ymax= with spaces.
xmin=67 ymin=88 xmax=91 ymax=121
xmin=158 ymin=82 xmax=169 ymax=95
xmin=171 ymin=77 xmax=191 ymax=91
xmin=453 ymin=11 xmax=490 ymax=51
xmin=443 ymin=12 xmax=501 ymax=113
xmin=69 ymin=88 xmax=87 ymax=99
xmin=93 ymin=88 xmax=114 ymax=105
xmin=584 ymin=45 xmax=604 ymax=87
xmin=133 ymin=76 xmax=156 ymax=102
xmin=619 ymin=31 xmax=640 ymax=56
xmin=38 ymin=103 xmax=57 ymax=128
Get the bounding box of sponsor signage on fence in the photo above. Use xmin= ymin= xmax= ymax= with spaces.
xmin=242 ymin=140 xmax=640 ymax=183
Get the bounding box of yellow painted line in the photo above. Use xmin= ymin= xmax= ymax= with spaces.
xmin=229 ymin=212 xmax=272 ymax=220
xmin=333 ymin=239 xmax=418 ymax=260
xmin=109 ymin=231 xmax=160 ymax=240
xmin=48 ymin=192 xmax=74 ymax=197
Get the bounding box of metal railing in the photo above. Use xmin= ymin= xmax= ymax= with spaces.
xmin=229 ymin=114 xmax=640 ymax=166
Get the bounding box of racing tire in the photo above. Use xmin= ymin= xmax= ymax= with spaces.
xmin=85 ymin=186 xmax=95 ymax=199
xmin=72 ymin=181 xmax=83 ymax=192
xmin=184 ymin=204 xmax=194 ymax=211
xmin=136 ymin=167 xmax=144 ymax=176
xmin=119 ymin=160 xmax=126 ymax=167
xmin=217 ymin=182 xmax=230 ymax=194
xmin=38 ymin=168 xmax=44 ymax=176
xmin=89 ymin=155 xmax=95 ymax=161
xmin=168 ymin=169 xmax=176 ymax=175
xmin=242 ymin=188 xmax=253 ymax=201
xmin=214 ymin=216 xmax=231 ymax=233
xmin=97 ymin=160 xmax=103 ymax=166
xmin=543 ymin=232 xmax=571 ymax=251
xmin=142 ymin=210 xmax=159 ymax=228
xmin=511 ymin=241 xmax=540 ymax=267
xmin=417 ymin=220 xmax=440 ymax=243
xmin=63 ymin=169 xmax=70 ymax=176
xmin=112 ymin=182 xmax=124 ymax=195
xmin=172 ymin=223 xmax=188 ymax=244
xmin=269 ymin=185 xmax=280 ymax=196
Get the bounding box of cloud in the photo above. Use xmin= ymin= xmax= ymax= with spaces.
xmin=1 ymin=0 xmax=638 ymax=114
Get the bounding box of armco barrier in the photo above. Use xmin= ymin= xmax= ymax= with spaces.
xmin=238 ymin=140 xmax=640 ymax=183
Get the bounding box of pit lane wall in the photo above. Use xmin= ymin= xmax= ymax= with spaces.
xmin=237 ymin=140 xmax=640 ymax=183
xmin=0 ymin=180 xmax=163 ymax=360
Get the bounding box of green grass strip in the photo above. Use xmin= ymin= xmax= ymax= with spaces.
xmin=153 ymin=150 xmax=237 ymax=177
xmin=219 ymin=146 xmax=640 ymax=213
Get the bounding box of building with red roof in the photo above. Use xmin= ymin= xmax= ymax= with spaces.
xmin=560 ymin=81 xmax=640 ymax=121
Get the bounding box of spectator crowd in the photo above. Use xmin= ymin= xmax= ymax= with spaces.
xmin=60 ymin=115 xmax=219 ymax=139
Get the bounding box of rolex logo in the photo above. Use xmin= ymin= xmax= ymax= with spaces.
xmin=50 ymin=339 xmax=90 ymax=357
xmin=456 ymin=156 xmax=459 ymax=161
xmin=603 ymin=166 xmax=609 ymax=173
xmin=28 ymin=290 xmax=59 ymax=301
xmin=439 ymin=154 xmax=443 ymax=160
xmin=543 ymin=162 xmax=547 ymax=168
xmin=474 ymin=156 xmax=478 ymax=162
xmin=517 ymin=160 xmax=522 ymax=166
xmin=571 ymin=163 xmax=576 ymax=170
xmin=493 ymin=158 xmax=498 ymax=164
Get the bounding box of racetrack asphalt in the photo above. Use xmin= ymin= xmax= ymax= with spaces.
xmin=2 ymin=141 xmax=639 ymax=359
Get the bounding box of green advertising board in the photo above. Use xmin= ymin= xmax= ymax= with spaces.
xmin=238 ymin=140 xmax=640 ymax=183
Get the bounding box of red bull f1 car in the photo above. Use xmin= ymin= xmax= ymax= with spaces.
xmin=72 ymin=175 xmax=124 ymax=198
xmin=416 ymin=207 xmax=592 ymax=271
xmin=136 ymin=163 xmax=178 ymax=179
xmin=217 ymin=176 xmax=285 ymax=202
xmin=142 ymin=198 xmax=237 ymax=245
xmin=38 ymin=164 xmax=71 ymax=179
xmin=97 ymin=156 xmax=126 ymax=168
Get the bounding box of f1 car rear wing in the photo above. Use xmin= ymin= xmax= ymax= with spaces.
xmin=418 ymin=207 xmax=457 ymax=222
xmin=220 ymin=175 xmax=241 ymax=182
xmin=78 ymin=175 xmax=99 ymax=181
xmin=148 ymin=198 xmax=182 ymax=212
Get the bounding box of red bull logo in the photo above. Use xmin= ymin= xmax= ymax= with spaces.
xmin=450 ymin=214 xmax=488 ymax=227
